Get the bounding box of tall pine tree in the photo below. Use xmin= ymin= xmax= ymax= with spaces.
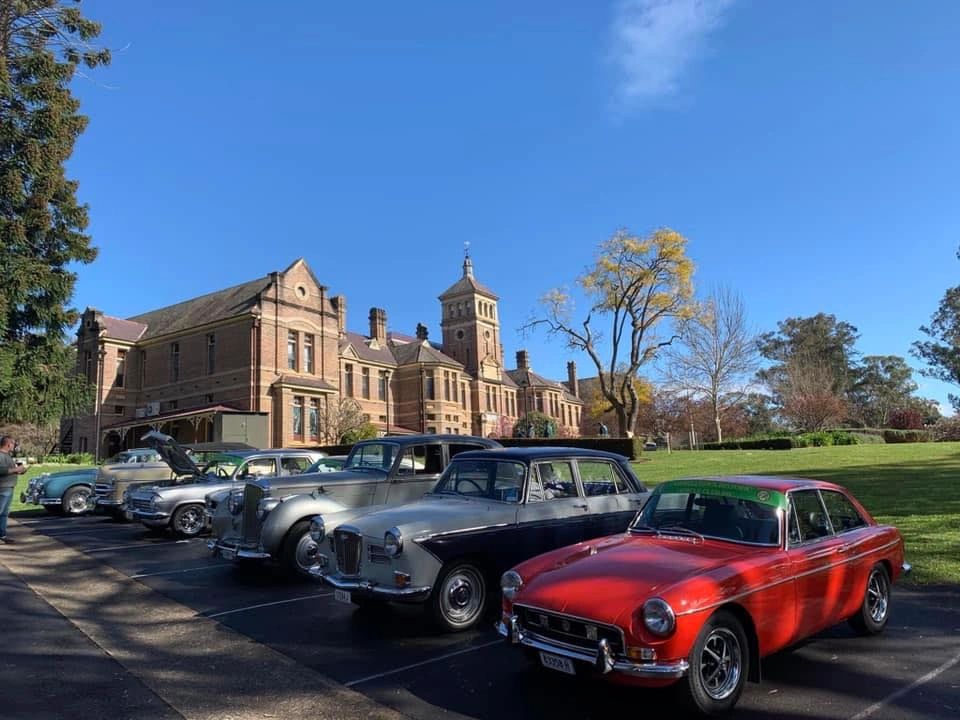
xmin=0 ymin=1 xmax=108 ymax=424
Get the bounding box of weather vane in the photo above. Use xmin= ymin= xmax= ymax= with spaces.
xmin=464 ymin=240 xmax=471 ymax=259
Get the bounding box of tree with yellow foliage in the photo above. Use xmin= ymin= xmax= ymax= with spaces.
xmin=526 ymin=228 xmax=696 ymax=437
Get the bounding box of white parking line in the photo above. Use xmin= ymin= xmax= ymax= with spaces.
xmin=344 ymin=639 xmax=503 ymax=687
xmin=131 ymin=564 xmax=231 ymax=579
xmin=87 ymin=539 xmax=198 ymax=553
xmin=205 ymin=593 xmax=333 ymax=619
xmin=849 ymin=649 xmax=960 ymax=720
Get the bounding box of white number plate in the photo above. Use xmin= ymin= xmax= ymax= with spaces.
xmin=539 ymin=651 xmax=576 ymax=675
xmin=334 ymin=589 xmax=352 ymax=604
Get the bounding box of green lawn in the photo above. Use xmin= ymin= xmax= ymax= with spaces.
xmin=9 ymin=464 xmax=93 ymax=515
xmin=631 ymin=442 xmax=960 ymax=585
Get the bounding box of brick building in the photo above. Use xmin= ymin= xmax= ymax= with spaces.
xmin=64 ymin=256 xmax=583 ymax=457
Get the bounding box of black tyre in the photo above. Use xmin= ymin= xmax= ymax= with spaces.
xmin=60 ymin=486 xmax=92 ymax=516
xmin=849 ymin=563 xmax=891 ymax=636
xmin=685 ymin=610 xmax=749 ymax=715
xmin=171 ymin=503 xmax=205 ymax=538
xmin=427 ymin=561 xmax=487 ymax=632
xmin=281 ymin=520 xmax=321 ymax=577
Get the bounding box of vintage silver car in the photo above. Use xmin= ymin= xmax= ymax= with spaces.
xmin=313 ymin=447 xmax=649 ymax=632
xmin=208 ymin=435 xmax=500 ymax=576
xmin=126 ymin=431 xmax=324 ymax=538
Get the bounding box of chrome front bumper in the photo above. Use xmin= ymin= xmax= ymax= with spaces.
xmin=20 ymin=491 xmax=60 ymax=506
xmin=130 ymin=509 xmax=171 ymax=522
xmin=314 ymin=569 xmax=432 ymax=601
xmin=497 ymin=617 xmax=689 ymax=679
xmin=207 ymin=539 xmax=271 ymax=561
xmin=902 ymin=562 xmax=912 ymax=576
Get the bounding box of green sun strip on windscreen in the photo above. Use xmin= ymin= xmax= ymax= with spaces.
xmin=659 ymin=480 xmax=788 ymax=511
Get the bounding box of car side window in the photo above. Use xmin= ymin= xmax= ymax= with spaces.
xmin=399 ymin=445 xmax=444 ymax=475
xmin=449 ymin=443 xmax=485 ymax=458
xmin=281 ymin=456 xmax=313 ymax=475
xmin=577 ymin=460 xmax=626 ymax=496
xmin=820 ymin=490 xmax=866 ymax=533
xmin=535 ymin=461 xmax=578 ymax=499
xmin=789 ymin=490 xmax=833 ymax=544
xmin=238 ymin=458 xmax=277 ymax=479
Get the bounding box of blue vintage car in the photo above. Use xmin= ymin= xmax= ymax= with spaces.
xmin=21 ymin=467 xmax=99 ymax=515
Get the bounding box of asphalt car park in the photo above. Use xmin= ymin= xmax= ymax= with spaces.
xmin=9 ymin=512 xmax=960 ymax=720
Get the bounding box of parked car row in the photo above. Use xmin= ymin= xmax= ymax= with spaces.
xmin=26 ymin=431 xmax=911 ymax=715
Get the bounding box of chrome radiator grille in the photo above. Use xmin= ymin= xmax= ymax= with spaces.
xmin=241 ymin=484 xmax=264 ymax=544
xmin=130 ymin=497 xmax=153 ymax=512
xmin=334 ymin=528 xmax=362 ymax=576
xmin=514 ymin=605 xmax=625 ymax=656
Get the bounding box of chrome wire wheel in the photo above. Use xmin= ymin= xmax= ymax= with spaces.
xmin=439 ymin=565 xmax=485 ymax=629
xmin=174 ymin=505 xmax=204 ymax=536
xmin=699 ymin=627 xmax=743 ymax=701
xmin=867 ymin=567 xmax=890 ymax=624
xmin=66 ymin=488 xmax=91 ymax=515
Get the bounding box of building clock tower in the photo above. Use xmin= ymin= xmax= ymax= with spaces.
xmin=439 ymin=249 xmax=503 ymax=381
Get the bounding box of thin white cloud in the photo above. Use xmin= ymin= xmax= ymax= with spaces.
xmin=610 ymin=0 xmax=734 ymax=106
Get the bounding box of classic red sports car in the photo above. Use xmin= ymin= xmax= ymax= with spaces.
xmin=497 ymin=476 xmax=909 ymax=715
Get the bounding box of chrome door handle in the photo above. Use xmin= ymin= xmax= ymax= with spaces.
xmin=573 ymin=503 xmax=588 ymax=509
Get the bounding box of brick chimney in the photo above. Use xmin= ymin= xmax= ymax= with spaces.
xmin=332 ymin=295 xmax=346 ymax=337
xmin=567 ymin=361 xmax=579 ymax=398
xmin=516 ymin=350 xmax=530 ymax=370
xmin=416 ymin=323 xmax=429 ymax=342
xmin=369 ymin=307 xmax=387 ymax=343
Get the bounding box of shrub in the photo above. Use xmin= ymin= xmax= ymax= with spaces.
xmin=850 ymin=432 xmax=884 ymax=444
xmin=704 ymin=437 xmax=793 ymax=450
xmin=887 ymin=409 xmax=925 ymax=430
xmin=931 ymin=417 xmax=960 ymax=442
xmin=882 ymin=429 xmax=930 ymax=444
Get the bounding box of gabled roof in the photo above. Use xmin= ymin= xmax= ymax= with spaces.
xmin=339 ymin=331 xmax=398 ymax=366
xmin=506 ymin=368 xmax=584 ymax=405
xmin=272 ymin=375 xmax=338 ymax=392
xmin=100 ymin=315 xmax=148 ymax=342
xmin=438 ymin=257 xmax=498 ymax=301
xmin=391 ymin=340 xmax=464 ymax=368
xmin=128 ymin=276 xmax=273 ymax=340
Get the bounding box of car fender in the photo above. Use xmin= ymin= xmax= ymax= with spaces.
xmin=45 ymin=476 xmax=95 ymax=500
xmin=260 ymin=493 xmax=349 ymax=555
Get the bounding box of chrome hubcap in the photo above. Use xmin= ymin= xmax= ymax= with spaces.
xmin=440 ymin=568 xmax=484 ymax=627
xmin=295 ymin=534 xmax=319 ymax=570
xmin=700 ymin=627 xmax=742 ymax=701
xmin=867 ymin=570 xmax=889 ymax=623
xmin=68 ymin=490 xmax=90 ymax=513
xmin=177 ymin=507 xmax=203 ymax=535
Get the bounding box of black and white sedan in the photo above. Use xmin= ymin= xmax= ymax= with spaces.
xmin=311 ymin=447 xmax=649 ymax=632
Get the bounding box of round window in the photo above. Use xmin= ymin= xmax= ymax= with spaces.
xmin=456 ymin=330 xmax=465 ymax=340
xmin=484 ymin=330 xmax=491 ymax=338
xmin=295 ymin=284 xmax=307 ymax=299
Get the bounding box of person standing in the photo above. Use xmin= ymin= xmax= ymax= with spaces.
xmin=0 ymin=435 xmax=28 ymax=544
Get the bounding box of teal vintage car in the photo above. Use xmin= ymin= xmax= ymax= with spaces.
xmin=21 ymin=467 xmax=99 ymax=515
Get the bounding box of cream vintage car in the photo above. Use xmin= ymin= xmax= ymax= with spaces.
xmin=312 ymin=447 xmax=649 ymax=632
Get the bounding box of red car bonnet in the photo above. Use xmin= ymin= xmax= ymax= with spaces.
xmin=515 ymin=533 xmax=774 ymax=627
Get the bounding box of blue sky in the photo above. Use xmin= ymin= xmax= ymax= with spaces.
xmin=68 ymin=1 xmax=960 ymax=410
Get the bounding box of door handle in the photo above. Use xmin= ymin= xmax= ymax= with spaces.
xmin=835 ymin=545 xmax=850 ymax=554
xmin=573 ymin=503 xmax=588 ymax=509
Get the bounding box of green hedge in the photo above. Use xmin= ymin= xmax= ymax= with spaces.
xmin=704 ymin=438 xmax=793 ymax=450
xmin=882 ymin=429 xmax=931 ymax=444
xmin=704 ymin=430 xmax=867 ymax=450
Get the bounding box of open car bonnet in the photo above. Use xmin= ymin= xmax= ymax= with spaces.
xmin=141 ymin=430 xmax=201 ymax=477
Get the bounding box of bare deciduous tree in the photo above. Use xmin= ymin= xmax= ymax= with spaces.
xmin=779 ymin=354 xmax=847 ymax=431
xmin=664 ymin=287 xmax=759 ymax=442
xmin=317 ymin=397 xmax=367 ymax=444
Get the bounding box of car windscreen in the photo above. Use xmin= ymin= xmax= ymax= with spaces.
xmin=432 ymin=459 xmax=526 ymax=503
xmin=345 ymin=443 xmax=398 ymax=471
xmin=307 ymin=457 xmax=345 ymax=473
xmin=633 ymin=482 xmax=783 ymax=546
xmin=201 ymin=454 xmax=245 ymax=477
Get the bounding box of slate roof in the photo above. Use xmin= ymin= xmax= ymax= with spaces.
xmin=128 ymin=276 xmax=273 ymax=340
xmin=272 ymin=375 xmax=338 ymax=392
xmin=100 ymin=315 xmax=148 ymax=342
xmin=506 ymin=368 xmax=584 ymax=405
xmin=391 ymin=340 xmax=463 ymax=368
xmin=339 ymin=331 xmax=398 ymax=366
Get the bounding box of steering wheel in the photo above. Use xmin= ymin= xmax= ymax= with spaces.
xmin=455 ymin=478 xmax=485 ymax=494
xmin=215 ymin=467 xmax=230 ymax=479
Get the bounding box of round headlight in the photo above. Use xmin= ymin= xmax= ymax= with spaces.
xmin=384 ymin=527 xmax=403 ymax=557
xmin=227 ymin=489 xmax=244 ymax=515
xmin=257 ymin=497 xmax=280 ymax=520
xmin=309 ymin=516 xmax=326 ymax=543
xmin=148 ymin=493 xmax=160 ymax=510
xmin=642 ymin=598 xmax=676 ymax=636
xmin=501 ymin=570 xmax=524 ymax=601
